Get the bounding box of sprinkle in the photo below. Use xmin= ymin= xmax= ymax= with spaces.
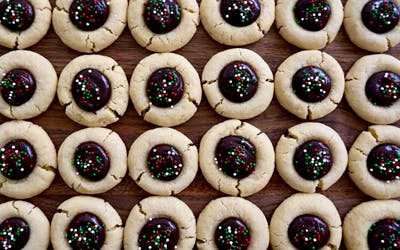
xmin=215 ymin=218 xmax=250 ymax=250
xmin=0 ymin=139 xmax=36 ymax=180
xmin=65 ymin=212 xmax=105 ymax=249
xmin=138 ymin=218 xmax=179 ymax=250
xmin=293 ymin=140 xmax=333 ymax=180
xmin=292 ymin=66 xmax=331 ymax=102
xmin=73 ymin=141 xmax=110 ymax=181
xmin=146 ymin=68 xmax=184 ymax=108
xmin=0 ymin=69 xmax=36 ymax=106
xmin=0 ymin=217 xmax=30 ymax=250
xmin=366 ymin=71 xmax=400 ymax=107
xmin=220 ymin=0 xmax=261 ymax=27
xmin=362 ymin=0 xmax=400 ymax=33
xmin=294 ymin=0 xmax=331 ymax=31
xmin=219 ymin=61 xmax=258 ymax=103
xmin=71 ymin=68 xmax=111 ymax=112
xmin=0 ymin=0 xmax=35 ymax=31
xmin=147 ymin=144 xmax=183 ymax=181
xmin=288 ymin=215 xmax=330 ymax=249
xmin=367 ymin=144 xmax=400 ymax=182
xmin=143 ymin=0 xmax=181 ymax=34
xmin=368 ymin=217 xmax=400 ymax=249
xmin=69 ymin=0 xmax=109 ymax=31
xmin=215 ymin=136 xmax=256 ymax=179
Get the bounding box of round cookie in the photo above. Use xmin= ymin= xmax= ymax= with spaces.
xmin=0 ymin=120 xmax=56 ymax=199
xmin=0 ymin=200 xmax=50 ymax=249
xmin=348 ymin=125 xmax=400 ymax=199
xmin=343 ymin=200 xmax=400 ymax=250
xmin=345 ymin=54 xmax=400 ymax=124
xmin=128 ymin=127 xmax=198 ymax=196
xmin=130 ymin=53 xmax=201 ymax=127
xmin=57 ymin=54 xmax=129 ymax=127
xmin=124 ymin=196 xmax=196 ymax=250
xmin=275 ymin=50 xmax=345 ymax=119
xmin=199 ymin=119 xmax=275 ymax=197
xmin=202 ymin=48 xmax=274 ymax=120
xmin=52 ymin=0 xmax=127 ymax=53
xmin=0 ymin=50 xmax=57 ymax=119
xmin=0 ymin=0 xmax=51 ymax=49
xmin=58 ymin=127 xmax=127 ymax=194
xmin=344 ymin=0 xmax=400 ymax=52
xmin=197 ymin=197 xmax=269 ymax=250
xmin=270 ymin=193 xmax=342 ymax=250
xmin=128 ymin=0 xmax=199 ymax=52
xmin=51 ymin=196 xmax=123 ymax=250
xmin=276 ymin=0 xmax=343 ymax=49
xmin=200 ymin=0 xmax=275 ymax=46
xmin=276 ymin=122 xmax=347 ymax=193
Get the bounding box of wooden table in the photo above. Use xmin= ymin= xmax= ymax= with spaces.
xmin=0 ymin=0 xmax=399 ymax=249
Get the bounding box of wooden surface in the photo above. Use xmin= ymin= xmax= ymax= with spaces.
xmin=0 ymin=0 xmax=400 ymax=249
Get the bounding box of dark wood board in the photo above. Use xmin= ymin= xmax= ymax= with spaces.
xmin=0 ymin=0 xmax=399 ymax=249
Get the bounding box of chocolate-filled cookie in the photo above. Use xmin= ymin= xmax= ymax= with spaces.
xmin=52 ymin=0 xmax=127 ymax=52
xmin=0 ymin=120 xmax=56 ymax=199
xmin=0 ymin=50 xmax=57 ymax=119
xmin=128 ymin=127 xmax=198 ymax=195
xmin=0 ymin=200 xmax=50 ymax=249
xmin=276 ymin=122 xmax=347 ymax=193
xmin=200 ymin=0 xmax=275 ymax=46
xmin=202 ymin=48 xmax=274 ymax=120
xmin=0 ymin=0 xmax=51 ymax=49
xmin=51 ymin=196 xmax=123 ymax=250
xmin=197 ymin=197 xmax=269 ymax=250
xmin=344 ymin=0 xmax=400 ymax=52
xmin=128 ymin=0 xmax=199 ymax=52
xmin=270 ymin=193 xmax=342 ymax=250
xmin=199 ymin=119 xmax=275 ymax=197
xmin=345 ymin=54 xmax=400 ymax=124
xmin=57 ymin=54 xmax=129 ymax=127
xmin=349 ymin=125 xmax=400 ymax=199
xmin=58 ymin=127 xmax=127 ymax=194
xmin=275 ymin=50 xmax=345 ymax=119
xmin=124 ymin=196 xmax=196 ymax=250
xmin=276 ymin=0 xmax=343 ymax=49
xmin=130 ymin=53 xmax=201 ymax=127
xmin=343 ymin=199 xmax=400 ymax=250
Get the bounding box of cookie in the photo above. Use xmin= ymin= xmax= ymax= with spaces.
xmin=0 ymin=120 xmax=56 ymax=199
xmin=276 ymin=0 xmax=343 ymax=49
xmin=128 ymin=127 xmax=198 ymax=196
xmin=196 ymin=197 xmax=269 ymax=250
xmin=58 ymin=127 xmax=127 ymax=194
xmin=202 ymin=48 xmax=274 ymax=120
xmin=275 ymin=50 xmax=345 ymax=119
xmin=348 ymin=125 xmax=400 ymax=199
xmin=0 ymin=50 xmax=57 ymax=119
xmin=51 ymin=196 xmax=123 ymax=250
xmin=199 ymin=119 xmax=275 ymax=197
xmin=343 ymin=200 xmax=400 ymax=250
xmin=344 ymin=0 xmax=400 ymax=52
xmin=0 ymin=0 xmax=51 ymax=49
xmin=200 ymin=0 xmax=275 ymax=46
xmin=124 ymin=196 xmax=196 ymax=250
xmin=52 ymin=0 xmax=127 ymax=53
xmin=276 ymin=122 xmax=347 ymax=193
xmin=345 ymin=54 xmax=400 ymax=124
xmin=270 ymin=193 xmax=342 ymax=250
xmin=130 ymin=53 xmax=202 ymax=127
xmin=57 ymin=54 xmax=129 ymax=127
xmin=0 ymin=200 xmax=50 ymax=249
xmin=127 ymin=0 xmax=199 ymax=52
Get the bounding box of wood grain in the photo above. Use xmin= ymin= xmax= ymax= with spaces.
xmin=0 ymin=0 xmax=399 ymax=249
